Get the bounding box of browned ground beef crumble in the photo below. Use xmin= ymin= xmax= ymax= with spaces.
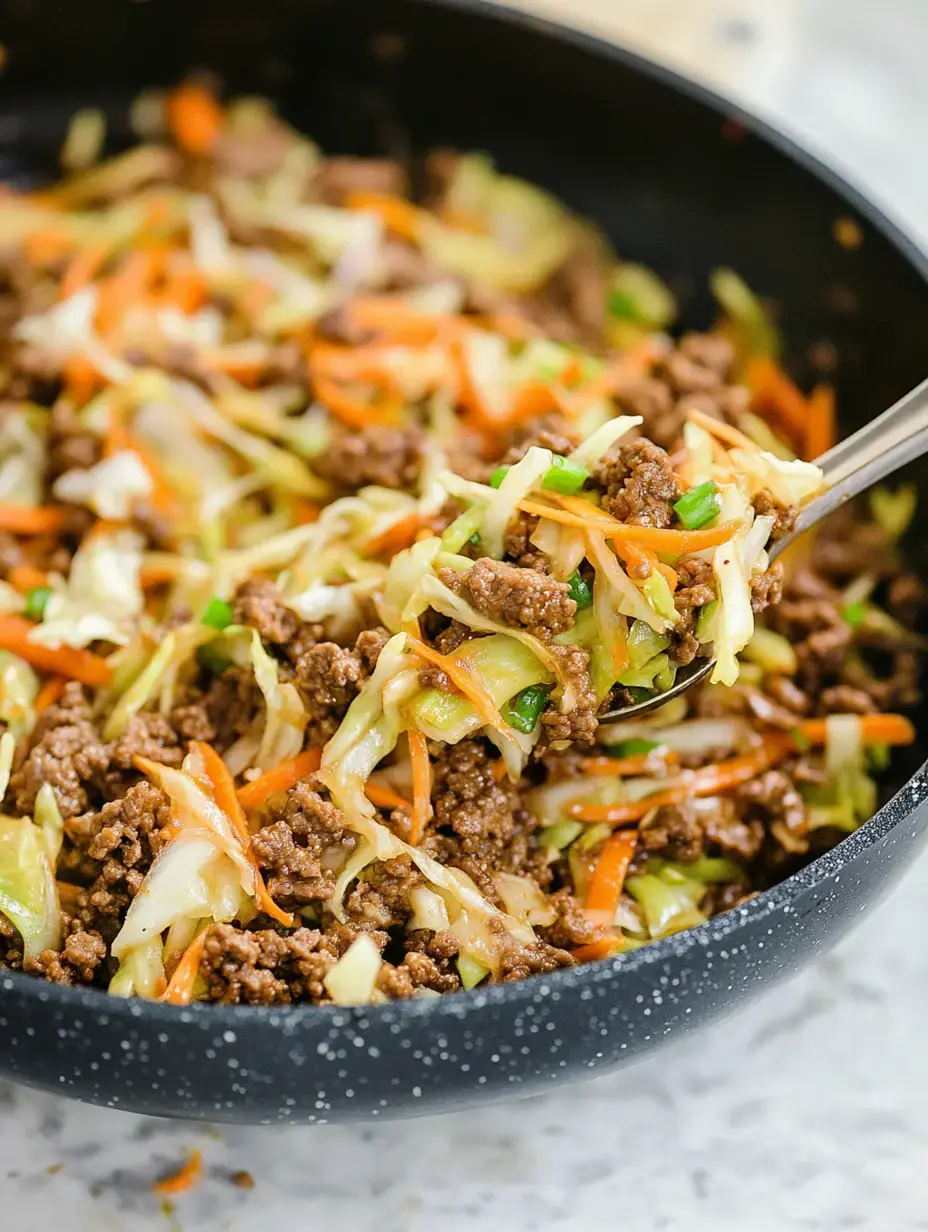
xmin=0 ymin=141 xmax=921 ymax=1007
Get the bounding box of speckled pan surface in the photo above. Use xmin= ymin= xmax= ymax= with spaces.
xmin=1 ymin=0 xmax=928 ymax=1124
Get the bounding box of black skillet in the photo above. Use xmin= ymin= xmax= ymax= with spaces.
xmin=0 ymin=0 xmax=926 ymax=1124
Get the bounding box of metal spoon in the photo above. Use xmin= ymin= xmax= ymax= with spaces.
xmin=597 ymin=375 xmax=928 ymax=722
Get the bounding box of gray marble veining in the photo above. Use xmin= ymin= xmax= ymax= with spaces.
xmin=3 ymin=1 xmax=928 ymax=1228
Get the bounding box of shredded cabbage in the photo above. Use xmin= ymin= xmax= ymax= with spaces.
xmin=0 ymin=814 xmax=61 ymax=959
xmin=323 ymin=933 xmax=383 ymax=1006
xmin=249 ymin=630 xmax=308 ymax=771
xmin=54 ymin=450 xmax=154 ymax=520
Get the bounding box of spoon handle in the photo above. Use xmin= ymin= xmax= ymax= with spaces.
xmin=789 ymin=375 xmax=928 ymax=540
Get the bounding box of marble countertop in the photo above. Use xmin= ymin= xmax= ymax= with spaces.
xmin=4 ymin=2 xmax=928 ymax=1229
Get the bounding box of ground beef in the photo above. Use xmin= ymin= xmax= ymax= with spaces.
xmin=295 ymin=627 xmax=389 ymax=745
xmin=345 ymin=855 xmax=423 ymax=931
xmin=615 ymin=333 xmax=750 ymax=451
xmin=750 ymin=561 xmax=785 ymax=614
xmin=639 ymin=803 xmax=704 ymax=863
xmin=376 ymin=949 xmax=462 ymax=998
xmin=498 ymin=414 xmax=581 ymax=467
xmin=502 ymin=510 xmax=547 ymax=570
xmin=767 ymin=568 xmax=852 ymax=691
xmin=701 ymin=799 xmax=765 ymax=861
xmin=753 ymin=490 xmax=797 ymax=541
xmin=440 ymin=557 xmax=576 ymax=639
xmin=231 ymin=577 xmax=319 ymax=662
xmin=66 ymin=782 xmax=171 ymax=942
xmin=537 ymin=645 xmax=599 ymax=748
xmin=492 ymin=917 xmax=575 ymax=982
xmin=172 ymin=666 xmax=262 ymax=749
xmin=738 ymin=769 xmax=808 ymax=847
xmin=252 ymin=778 xmax=357 ymax=907
xmin=595 ymin=439 xmax=681 ymax=527
xmin=10 ymin=683 xmax=109 ymax=818
xmin=423 ymin=739 xmax=548 ymax=897
xmin=213 ymin=117 xmax=303 ymax=181
xmin=313 ymin=424 xmax=425 ymax=491
xmin=540 ymin=887 xmax=604 ymax=950
xmin=675 ymin=555 xmax=716 ymax=612
xmin=22 ymin=930 xmax=107 ymax=986
xmin=200 ymin=924 xmax=346 ymax=1005
xmin=46 ymin=400 xmax=101 ymax=481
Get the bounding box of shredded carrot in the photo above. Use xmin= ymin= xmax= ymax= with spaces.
xmin=365 ymin=781 xmax=413 ymax=812
xmin=569 ymin=740 xmax=789 ymax=823
xmin=745 ymin=355 xmax=809 ymax=446
xmin=95 ymin=248 xmax=164 ymax=335
xmin=571 ymin=938 xmax=621 ymax=963
xmin=34 ymin=676 xmax=66 ymax=714
xmin=797 ymin=714 xmax=914 ymax=747
xmin=585 ymin=830 xmax=638 ymax=924
xmin=293 ymin=499 xmax=321 ymax=525
xmin=805 ymin=383 xmax=836 ymax=461
xmin=160 ymin=929 xmax=210 ymax=1006
xmin=153 ymin=1149 xmax=203 ymax=1196
xmin=313 ymin=376 xmax=402 ymax=429
xmin=194 ymin=741 xmax=296 ymax=928
xmin=579 ymin=751 xmax=678 ymax=777
xmin=408 ymin=729 xmax=432 ymax=846
xmin=407 ymin=636 xmax=509 ymax=736
xmin=0 ymin=505 xmax=68 ymax=535
xmin=237 ymin=747 xmax=322 ymax=811
xmin=61 ymin=355 xmax=102 ymax=405
xmin=344 ymin=298 xmax=461 ymax=346
xmin=7 ymin=563 xmax=49 ymax=593
xmin=59 ymin=240 xmax=109 ymax=300
xmin=519 ymin=498 xmax=738 ymax=553
xmin=167 ymin=83 xmax=224 ymax=156
xmin=345 ymin=192 xmax=424 ymax=244
xmin=25 ymin=229 xmax=74 ymax=268
xmin=491 ymin=758 xmax=509 ymax=782
xmin=0 ymin=613 xmax=111 ymax=687
xmin=686 ymin=407 xmax=757 ymax=452
xmin=362 ymin=511 xmax=423 ymax=559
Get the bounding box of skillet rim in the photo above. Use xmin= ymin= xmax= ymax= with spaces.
xmin=2 ymin=0 xmax=927 ymax=1029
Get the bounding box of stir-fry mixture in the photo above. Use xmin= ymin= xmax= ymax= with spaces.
xmin=0 ymin=87 xmax=920 ymax=1006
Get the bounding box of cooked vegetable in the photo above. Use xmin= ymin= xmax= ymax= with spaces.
xmin=503 ymin=683 xmax=551 ymax=735
xmin=673 ymin=481 xmax=721 ymax=530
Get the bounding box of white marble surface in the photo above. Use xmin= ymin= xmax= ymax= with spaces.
xmin=4 ymin=2 xmax=928 ymax=1229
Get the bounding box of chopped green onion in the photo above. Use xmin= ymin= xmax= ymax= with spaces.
xmin=538 ymin=820 xmax=584 ymax=851
xmin=790 ymin=728 xmax=812 ymax=752
xmin=542 ymin=455 xmax=589 ymax=495
xmin=867 ymin=743 xmax=891 ymax=773
xmin=490 ymin=465 xmax=509 ymax=489
xmin=196 ymin=643 xmax=233 ymax=676
xmin=24 ymin=586 xmax=52 ymax=623
xmin=468 ymin=531 xmax=480 ymax=545
xmin=201 ymin=596 xmax=234 ymax=631
xmin=841 ymin=601 xmax=867 ymax=630
xmin=503 ymin=683 xmax=551 ymax=734
xmin=566 ymin=570 xmax=593 ymax=611
xmin=456 ymin=953 xmax=489 ymax=991
xmin=606 ymin=265 xmax=676 ymax=328
xmin=624 ymin=686 xmax=652 ymax=705
xmin=604 ymin=737 xmax=660 ymax=758
xmin=673 ymin=481 xmax=720 ymax=530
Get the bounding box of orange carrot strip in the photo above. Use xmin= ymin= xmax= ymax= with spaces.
xmin=7 ymin=563 xmax=49 ymax=593
xmin=153 ymin=1149 xmax=204 ymax=1195
xmin=294 ymin=500 xmax=321 ymax=525
xmin=194 ymin=741 xmax=296 ymax=929
xmin=25 ymin=229 xmax=74 ymax=267
xmin=62 ymin=355 xmax=102 ymax=405
xmin=745 ymin=355 xmax=810 ymax=442
xmin=365 ymin=781 xmax=413 ymax=812
xmin=569 ymin=741 xmax=789 ymax=823
xmin=0 ymin=613 xmax=111 ymax=687
xmin=167 ymin=83 xmax=223 ymax=156
xmin=0 ymin=505 xmax=68 ymax=535
xmin=408 ymin=729 xmax=432 ymax=846
xmin=34 ymin=676 xmax=65 ymax=714
xmin=362 ymin=512 xmax=423 ymax=559
xmin=344 ymin=298 xmax=462 ymax=345
xmin=95 ymin=248 xmax=163 ymax=335
xmin=585 ymin=830 xmax=638 ymax=924
xmin=686 ymin=407 xmax=757 ymax=452
xmin=59 ymin=240 xmax=109 ymax=300
xmin=160 ymin=929 xmax=210 ymax=1006
xmin=798 ymin=714 xmax=914 ymax=747
xmin=345 ymin=192 xmax=425 ymax=243
xmin=579 ymin=751 xmax=678 ymax=777
xmin=805 ymin=383 xmax=836 ymax=461
xmin=491 ymin=758 xmax=509 ymax=782
xmin=237 ymin=747 xmax=322 ymax=811
xmin=572 ymin=938 xmax=621 ymax=963
xmin=407 ymin=636 xmax=508 ymax=735
xmin=519 ymin=499 xmax=738 ymax=552
xmin=314 ymin=377 xmax=402 ymax=429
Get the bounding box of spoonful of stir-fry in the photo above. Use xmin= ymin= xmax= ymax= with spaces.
xmin=597 ymin=375 xmax=928 ymax=720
